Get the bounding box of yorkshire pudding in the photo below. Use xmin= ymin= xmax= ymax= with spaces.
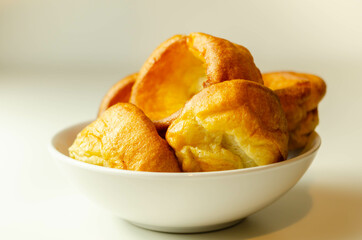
xmin=263 ymin=72 xmax=326 ymax=150
xmin=98 ymin=73 xmax=137 ymax=117
xmin=69 ymin=103 xmax=180 ymax=172
xmin=130 ymin=32 xmax=263 ymax=127
xmin=166 ymin=80 xmax=288 ymax=172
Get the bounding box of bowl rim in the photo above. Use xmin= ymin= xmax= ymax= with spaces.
xmin=49 ymin=121 xmax=321 ymax=178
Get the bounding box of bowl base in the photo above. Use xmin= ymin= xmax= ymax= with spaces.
xmin=127 ymin=218 xmax=245 ymax=233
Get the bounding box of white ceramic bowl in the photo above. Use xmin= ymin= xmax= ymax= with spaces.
xmin=49 ymin=121 xmax=321 ymax=233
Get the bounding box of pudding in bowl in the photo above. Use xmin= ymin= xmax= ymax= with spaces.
xmin=49 ymin=121 xmax=320 ymax=233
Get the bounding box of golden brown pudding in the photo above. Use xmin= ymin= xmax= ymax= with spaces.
xmin=69 ymin=103 xmax=180 ymax=172
xmin=166 ymin=80 xmax=288 ymax=172
xmin=263 ymin=72 xmax=326 ymax=149
xmin=130 ymin=32 xmax=262 ymax=130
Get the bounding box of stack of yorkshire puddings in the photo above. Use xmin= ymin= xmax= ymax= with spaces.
xmin=69 ymin=32 xmax=326 ymax=172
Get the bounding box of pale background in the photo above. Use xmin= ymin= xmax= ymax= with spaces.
xmin=1 ymin=0 xmax=362 ymax=239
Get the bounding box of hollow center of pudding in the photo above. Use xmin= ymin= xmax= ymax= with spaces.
xmin=144 ymin=42 xmax=206 ymax=121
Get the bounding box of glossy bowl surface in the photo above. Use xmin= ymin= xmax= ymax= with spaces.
xmin=49 ymin=121 xmax=321 ymax=233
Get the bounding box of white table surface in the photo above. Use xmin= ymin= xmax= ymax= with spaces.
xmin=1 ymin=64 xmax=361 ymax=239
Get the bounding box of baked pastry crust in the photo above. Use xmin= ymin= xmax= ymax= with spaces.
xmin=153 ymin=109 xmax=182 ymax=138
xmin=263 ymin=72 xmax=326 ymax=149
xmin=166 ymin=80 xmax=288 ymax=172
xmin=69 ymin=103 xmax=180 ymax=172
xmin=130 ymin=32 xmax=262 ymax=128
xmin=98 ymin=73 xmax=137 ymax=117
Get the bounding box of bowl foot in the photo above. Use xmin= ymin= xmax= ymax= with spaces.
xmin=127 ymin=218 xmax=245 ymax=233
